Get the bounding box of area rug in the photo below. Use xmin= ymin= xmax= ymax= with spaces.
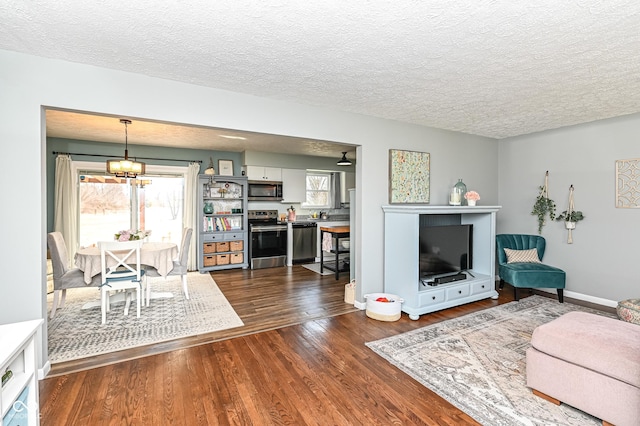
xmin=301 ymin=262 xmax=335 ymax=276
xmin=47 ymin=272 xmax=244 ymax=363
xmin=366 ymin=295 xmax=616 ymax=426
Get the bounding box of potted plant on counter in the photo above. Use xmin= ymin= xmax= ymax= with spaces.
xmin=464 ymin=191 xmax=480 ymax=206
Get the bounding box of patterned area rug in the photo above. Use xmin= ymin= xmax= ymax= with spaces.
xmin=366 ymin=295 xmax=616 ymax=426
xmin=47 ymin=272 xmax=243 ymax=363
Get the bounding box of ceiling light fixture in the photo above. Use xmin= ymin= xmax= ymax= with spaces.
xmin=337 ymin=152 xmax=352 ymax=166
xmin=106 ymin=119 xmax=145 ymax=178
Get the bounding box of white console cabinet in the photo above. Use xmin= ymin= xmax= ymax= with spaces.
xmin=1 ymin=319 xmax=42 ymax=426
xmin=383 ymin=205 xmax=501 ymax=320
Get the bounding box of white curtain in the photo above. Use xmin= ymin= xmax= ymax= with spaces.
xmin=53 ymin=155 xmax=78 ymax=266
xmin=184 ymin=162 xmax=200 ymax=270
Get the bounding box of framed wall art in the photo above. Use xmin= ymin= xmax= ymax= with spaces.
xmin=218 ymin=159 xmax=234 ymax=176
xmin=389 ymin=149 xmax=430 ymax=204
xmin=615 ymin=158 xmax=640 ymax=208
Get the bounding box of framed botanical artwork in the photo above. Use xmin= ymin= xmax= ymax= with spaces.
xmin=389 ymin=149 xmax=430 ymax=204
xmin=218 ymin=159 xmax=234 ymax=176
xmin=615 ymin=158 xmax=640 ymax=208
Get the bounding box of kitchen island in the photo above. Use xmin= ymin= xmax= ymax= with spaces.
xmin=320 ymin=225 xmax=350 ymax=280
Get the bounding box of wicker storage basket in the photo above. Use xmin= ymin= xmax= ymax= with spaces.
xmin=203 ymin=255 xmax=216 ymax=266
xmin=229 ymin=240 xmax=244 ymax=252
xmin=230 ymin=253 xmax=244 ymax=264
xmin=216 ymin=241 xmax=230 ymax=252
xmin=203 ymin=243 xmax=216 ymax=254
xmin=216 ymin=254 xmax=230 ymax=265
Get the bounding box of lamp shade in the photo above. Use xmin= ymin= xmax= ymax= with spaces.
xmin=107 ymin=119 xmax=145 ymax=178
xmin=337 ymin=152 xmax=352 ymax=166
xmin=107 ymin=156 xmax=145 ymax=177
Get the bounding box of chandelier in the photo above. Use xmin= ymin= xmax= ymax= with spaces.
xmin=106 ymin=119 xmax=145 ymax=178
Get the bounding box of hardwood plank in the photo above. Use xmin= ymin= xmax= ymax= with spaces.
xmin=40 ymin=267 xmax=610 ymax=425
xmin=48 ymin=266 xmax=357 ymax=376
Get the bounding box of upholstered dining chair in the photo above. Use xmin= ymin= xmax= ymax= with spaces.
xmin=145 ymin=227 xmax=193 ymax=303
xmin=99 ymin=240 xmax=146 ymax=324
xmin=47 ymin=232 xmax=102 ymax=319
xmin=496 ymin=234 xmax=565 ymax=302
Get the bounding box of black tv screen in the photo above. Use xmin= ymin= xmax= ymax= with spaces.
xmin=419 ymin=225 xmax=473 ymax=279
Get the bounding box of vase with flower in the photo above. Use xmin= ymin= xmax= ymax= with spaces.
xmin=115 ymin=229 xmax=151 ymax=242
xmin=464 ymin=191 xmax=480 ymax=206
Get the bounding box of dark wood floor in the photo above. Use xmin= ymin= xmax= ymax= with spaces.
xmin=48 ymin=266 xmax=359 ymax=376
xmin=40 ymin=268 xmax=611 ymax=425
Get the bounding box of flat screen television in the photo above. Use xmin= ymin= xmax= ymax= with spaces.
xmin=419 ymin=224 xmax=473 ymax=279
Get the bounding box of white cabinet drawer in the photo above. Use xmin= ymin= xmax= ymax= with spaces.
xmin=446 ymin=284 xmax=470 ymax=301
xmin=224 ymin=232 xmax=246 ymax=241
xmin=202 ymin=233 xmax=224 ymax=242
xmin=470 ymin=280 xmax=493 ymax=295
xmin=419 ymin=289 xmax=446 ymax=306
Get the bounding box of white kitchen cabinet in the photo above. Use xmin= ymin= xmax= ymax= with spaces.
xmin=1 ymin=319 xmax=42 ymax=426
xmin=245 ymin=166 xmax=282 ymax=181
xmin=281 ymin=168 xmax=306 ymax=202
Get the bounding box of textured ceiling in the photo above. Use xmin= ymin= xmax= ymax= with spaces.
xmin=3 ymin=1 xmax=640 ymax=149
xmin=45 ymin=109 xmax=352 ymax=158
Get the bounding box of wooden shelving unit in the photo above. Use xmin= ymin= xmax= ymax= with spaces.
xmin=197 ymin=175 xmax=249 ymax=272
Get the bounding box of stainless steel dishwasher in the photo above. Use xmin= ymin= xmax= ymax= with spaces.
xmin=292 ymin=222 xmax=317 ymax=264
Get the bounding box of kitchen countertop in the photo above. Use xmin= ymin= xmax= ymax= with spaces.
xmin=319 ymin=225 xmax=350 ymax=233
xmin=280 ymin=217 xmax=350 ymax=225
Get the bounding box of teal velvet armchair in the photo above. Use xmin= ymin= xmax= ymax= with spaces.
xmin=496 ymin=234 xmax=565 ymax=302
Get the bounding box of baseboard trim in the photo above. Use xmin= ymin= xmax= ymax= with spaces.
xmin=495 ymin=274 xmax=619 ymax=309
xmin=39 ymin=360 xmax=51 ymax=380
xmin=535 ymin=288 xmax=618 ymax=308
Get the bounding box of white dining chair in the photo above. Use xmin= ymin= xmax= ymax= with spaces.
xmin=145 ymin=227 xmax=193 ymax=303
xmin=99 ymin=240 xmax=146 ymax=324
xmin=47 ymin=232 xmax=102 ymax=319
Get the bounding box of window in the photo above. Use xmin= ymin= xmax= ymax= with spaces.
xmin=75 ymin=162 xmax=186 ymax=247
xmin=78 ymin=173 xmax=131 ymax=247
xmin=305 ymin=172 xmax=331 ymax=208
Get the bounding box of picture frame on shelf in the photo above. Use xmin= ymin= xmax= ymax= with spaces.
xmin=388 ymin=149 xmax=430 ymax=204
xmin=218 ymin=159 xmax=234 ymax=176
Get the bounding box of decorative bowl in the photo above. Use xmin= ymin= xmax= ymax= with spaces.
xmin=340 ymin=240 xmax=350 ymax=249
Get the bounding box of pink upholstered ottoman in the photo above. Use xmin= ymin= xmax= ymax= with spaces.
xmin=526 ymin=311 xmax=640 ymax=426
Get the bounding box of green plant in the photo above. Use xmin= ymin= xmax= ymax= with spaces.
xmin=556 ymin=210 xmax=584 ymax=223
xmin=531 ymin=185 xmax=556 ymax=234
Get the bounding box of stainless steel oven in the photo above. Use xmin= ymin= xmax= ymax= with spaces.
xmin=248 ymin=210 xmax=287 ymax=269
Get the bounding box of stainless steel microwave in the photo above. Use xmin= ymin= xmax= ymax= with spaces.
xmin=247 ymin=181 xmax=283 ymax=201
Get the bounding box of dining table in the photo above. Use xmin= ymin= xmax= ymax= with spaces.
xmin=75 ymin=241 xmax=179 ymax=284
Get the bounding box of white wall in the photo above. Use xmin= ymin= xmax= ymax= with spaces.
xmin=0 ymin=49 xmax=497 ymax=369
xmin=498 ymin=113 xmax=640 ymax=304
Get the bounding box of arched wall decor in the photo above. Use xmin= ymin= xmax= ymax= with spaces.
xmin=615 ymin=158 xmax=640 ymax=208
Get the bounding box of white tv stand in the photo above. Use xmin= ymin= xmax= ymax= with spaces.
xmin=382 ymin=205 xmax=501 ymax=320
